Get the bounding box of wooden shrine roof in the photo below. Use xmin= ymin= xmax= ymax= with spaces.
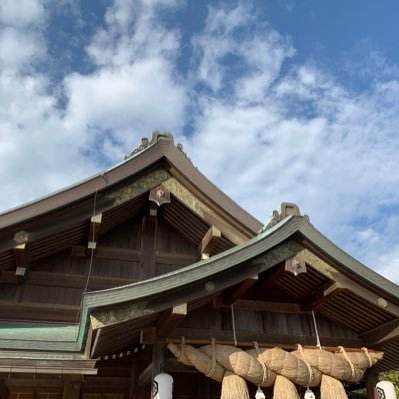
xmin=2 ymin=214 xmax=399 ymax=372
xmin=0 ymin=133 xmax=262 ymax=279
xmin=1 ymin=133 xmax=399 ymax=373
xmin=0 ymin=132 xmax=261 ymax=233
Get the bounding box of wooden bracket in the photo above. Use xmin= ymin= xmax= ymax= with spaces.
xmin=198 ymin=226 xmax=221 ymax=259
xmin=261 ymin=264 xmax=286 ymax=290
xmin=360 ymin=318 xmax=399 ymax=346
xmin=300 ymin=281 xmax=342 ymax=311
xmin=157 ymin=303 xmax=187 ymax=337
xmin=224 ymin=276 xmax=258 ymax=305
xmin=299 ymin=250 xmax=399 ymax=318
xmin=13 ymin=243 xmax=30 ymax=282
xmin=140 ymin=326 xmax=157 ymax=345
xmin=149 ymin=185 xmax=171 ymax=208
xmin=88 ymin=213 xmax=102 ymax=249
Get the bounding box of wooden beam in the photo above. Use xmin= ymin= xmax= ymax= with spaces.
xmin=197 ymin=226 xmax=221 ymax=259
xmin=25 ymin=271 xmax=136 ymax=290
xmin=223 ymin=276 xmax=258 ymax=305
xmin=140 ymin=326 xmax=157 ymax=345
xmin=261 ymin=264 xmax=286 ymax=290
xmin=214 ymin=298 xmax=306 ymax=313
xmin=298 ymin=249 xmax=399 ymax=318
xmin=72 ymin=245 xmax=195 ymax=266
xmin=88 ymin=213 xmax=102 ymax=249
xmin=300 ymin=281 xmax=342 ymax=311
xmin=157 ymin=303 xmax=187 ymax=337
xmin=170 ymin=328 xmax=362 ymax=349
xmin=360 ymin=318 xmax=399 ymax=346
xmin=72 ymin=245 xmax=140 ymax=261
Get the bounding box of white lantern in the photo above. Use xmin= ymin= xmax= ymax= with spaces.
xmin=153 ymin=373 xmax=173 ymax=399
xmin=376 ymin=381 xmax=398 ymax=399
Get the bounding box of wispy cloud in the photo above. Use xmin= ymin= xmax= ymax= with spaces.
xmin=1 ymin=0 xmax=399 ymax=280
xmin=186 ymin=2 xmax=399 ymax=279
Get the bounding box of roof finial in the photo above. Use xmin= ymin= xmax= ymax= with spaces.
xmin=260 ymin=202 xmax=309 ymax=232
xmin=125 ymin=131 xmax=190 ymax=161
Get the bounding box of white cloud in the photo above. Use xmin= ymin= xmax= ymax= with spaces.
xmin=187 ymin=2 xmax=399 ymax=280
xmin=1 ymin=0 xmax=399 ymax=283
xmin=0 ymin=0 xmax=45 ymax=27
xmin=0 ymin=0 xmax=187 ymax=210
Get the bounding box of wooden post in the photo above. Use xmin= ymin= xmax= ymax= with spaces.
xmin=195 ymin=374 xmax=209 ymax=399
xmin=151 ymin=340 xmax=167 ymax=398
xmin=140 ymin=212 xmax=158 ymax=280
xmin=365 ymin=367 xmax=379 ymax=399
xmin=129 ymin=355 xmax=140 ymax=399
xmin=0 ymin=379 xmax=7 ymax=399
xmin=62 ymin=376 xmax=81 ymax=399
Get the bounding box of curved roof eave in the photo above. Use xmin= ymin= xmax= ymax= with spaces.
xmin=0 ymin=138 xmax=262 ymax=234
xmin=2 ymin=215 xmax=398 ymax=353
xmin=82 ymin=215 xmax=399 ymax=311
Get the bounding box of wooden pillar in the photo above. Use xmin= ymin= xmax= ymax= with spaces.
xmin=365 ymin=367 xmax=379 ymax=399
xmin=62 ymin=376 xmax=81 ymax=399
xmin=195 ymin=374 xmax=209 ymax=399
xmin=0 ymin=380 xmax=7 ymax=399
xmin=129 ymin=356 xmax=140 ymax=399
xmin=140 ymin=212 xmax=157 ymax=280
xmin=151 ymin=341 xmax=167 ymax=398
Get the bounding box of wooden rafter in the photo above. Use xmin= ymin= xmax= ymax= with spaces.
xmin=300 ymin=281 xmax=342 ymax=311
xmin=197 ymin=225 xmax=221 ymax=259
xmin=157 ymin=303 xmax=187 ymax=337
xmin=298 ymin=250 xmax=399 ymax=318
xmin=261 ymin=264 xmax=286 ymax=290
xmin=360 ymin=318 xmax=399 ymax=346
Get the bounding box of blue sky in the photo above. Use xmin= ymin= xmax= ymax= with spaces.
xmin=1 ymin=0 xmax=399 ymax=281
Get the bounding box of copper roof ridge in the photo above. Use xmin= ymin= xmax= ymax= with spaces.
xmin=0 ymin=134 xmax=262 ymax=234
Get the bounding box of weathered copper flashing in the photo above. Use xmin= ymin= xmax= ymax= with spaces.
xmin=0 ymin=135 xmax=261 ymax=236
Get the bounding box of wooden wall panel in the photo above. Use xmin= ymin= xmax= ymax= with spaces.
xmin=156 ymin=219 xmax=196 ymax=255
xmin=98 ymin=219 xmax=141 ymax=250
xmin=178 ymin=304 xmax=360 ymax=343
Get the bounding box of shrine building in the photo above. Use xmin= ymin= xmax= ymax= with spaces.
xmin=0 ymin=132 xmax=398 ymax=399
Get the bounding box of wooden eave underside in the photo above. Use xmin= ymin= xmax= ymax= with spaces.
xmin=0 ymin=139 xmax=260 ymax=272
xmin=2 ymin=216 xmax=399 ymax=372
xmin=0 ymin=193 xmax=235 ymax=274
